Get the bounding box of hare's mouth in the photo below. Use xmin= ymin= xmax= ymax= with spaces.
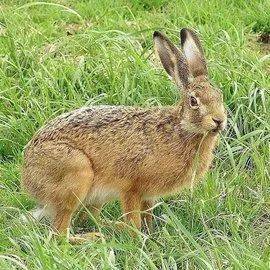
xmin=211 ymin=128 xmax=220 ymax=134
xmin=211 ymin=125 xmax=225 ymax=133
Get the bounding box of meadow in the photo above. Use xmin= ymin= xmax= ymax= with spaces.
xmin=0 ymin=0 xmax=269 ymax=269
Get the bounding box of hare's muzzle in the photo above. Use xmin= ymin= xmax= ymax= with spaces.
xmin=211 ymin=116 xmax=226 ymax=133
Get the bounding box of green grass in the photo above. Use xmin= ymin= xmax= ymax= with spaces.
xmin=0 ymin=0 xmax=270 ymax=269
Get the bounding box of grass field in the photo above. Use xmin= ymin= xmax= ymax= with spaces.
xmin=0 ymin=0 xmax=270 ymax=269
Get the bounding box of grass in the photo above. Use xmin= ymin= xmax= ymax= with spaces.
xmin=0 ymin=0 xmax=269 ymax=269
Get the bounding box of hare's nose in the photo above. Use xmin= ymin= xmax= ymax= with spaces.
xmin=212 ymin=118 xmax=223 ymax=128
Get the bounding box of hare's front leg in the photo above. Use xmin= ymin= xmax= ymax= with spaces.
xmin=121 ymin=191 xmax=142 ymax=230
xmin=141 ymin=199 xmax=154 ymax=231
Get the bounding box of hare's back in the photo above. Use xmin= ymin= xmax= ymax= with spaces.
xmin=28 ymin=105 xmax=159 ymax=147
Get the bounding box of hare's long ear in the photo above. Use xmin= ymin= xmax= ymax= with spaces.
xmin=180 ymin=28 xmax=208 ymax=78
xmin=153 ymin=31 xmax=190 ymax=89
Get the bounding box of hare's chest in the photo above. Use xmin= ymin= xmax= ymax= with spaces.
xmin=141 ymin=169 xmax=195 ymax=198
xmin=139 ymin=152 xmax=196 ymax=195
xmin=140 ymin=139 xmax=218 ymax=197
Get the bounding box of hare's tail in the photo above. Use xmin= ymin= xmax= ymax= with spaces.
xmin=20 ymin=205 xmax=53 ymax=223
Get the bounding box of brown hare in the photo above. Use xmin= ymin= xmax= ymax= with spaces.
xmin=22 ymin=28 xmax=227 ymax=240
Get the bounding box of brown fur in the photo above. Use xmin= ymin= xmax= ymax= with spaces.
xmin=21 ymin=28 xmax=227 ymax=235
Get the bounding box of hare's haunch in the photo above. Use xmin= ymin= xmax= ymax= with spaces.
xmin=22 ymin=28 xmax=227 ymax=237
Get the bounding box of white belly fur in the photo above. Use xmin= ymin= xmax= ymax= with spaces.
xmin=85 ymin=184 xmax=119 ymax=206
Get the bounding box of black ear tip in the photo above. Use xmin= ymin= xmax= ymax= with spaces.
xmin=180 ymin=28 xmax=189 ymax=33
xmin=153 ymin=31 xmax=162 ymax=38
xmin=180 ymin=28 xmax=188 ymax=43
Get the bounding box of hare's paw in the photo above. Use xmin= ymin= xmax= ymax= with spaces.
xmin=69 ymin=232 xmax=103 ymax=244
xmin=103 ymin=220 xmax=129 ymax=230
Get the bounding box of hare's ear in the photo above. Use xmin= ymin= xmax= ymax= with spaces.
xmin=180 ymin=28 xmax=208 ymax=78
xmin=153 ymin=31 xmax=190 ymax=89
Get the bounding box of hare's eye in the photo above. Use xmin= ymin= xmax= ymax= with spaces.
xmin=190 ymin=96 xmax=199 ymax=108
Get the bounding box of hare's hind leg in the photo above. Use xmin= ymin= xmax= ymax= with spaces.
xmin=22 ymin=142 xmax=94 ymax=239
xmin=51 ymin=168 xmax=94 ymax=234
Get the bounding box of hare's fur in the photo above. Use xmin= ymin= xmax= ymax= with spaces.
xmin=22 ymin=29 xmax=226 ymax=235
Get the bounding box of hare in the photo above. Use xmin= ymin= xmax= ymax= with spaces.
xmin=22 ymin=28 xmax=227 ymax=239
